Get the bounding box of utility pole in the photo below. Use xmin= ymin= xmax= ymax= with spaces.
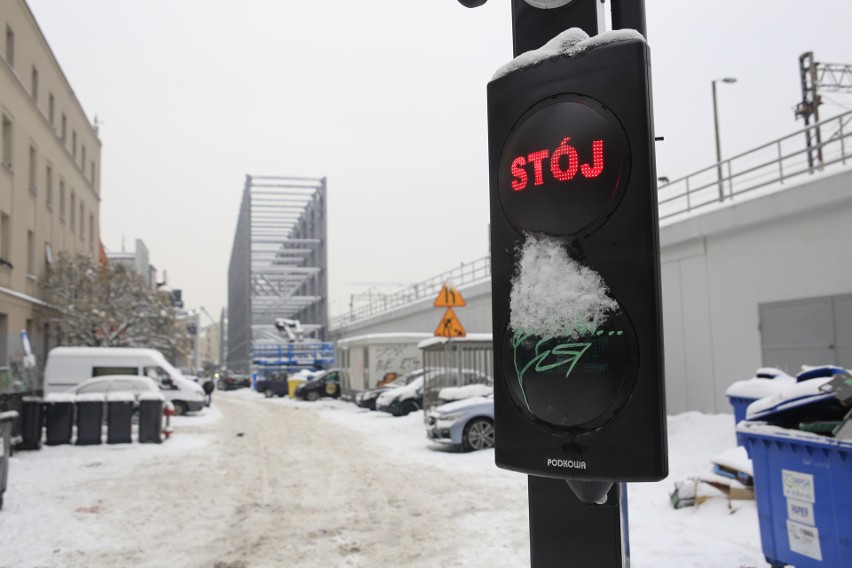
xmin=795 ymin=52 xmax=852 ymax=171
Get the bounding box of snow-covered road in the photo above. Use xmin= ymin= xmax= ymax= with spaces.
xmin=0 ymin=390 xmax=765 ymax=567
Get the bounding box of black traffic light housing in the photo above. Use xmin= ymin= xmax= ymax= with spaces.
xmin=488 ymin=36 xmax=667 ymax=482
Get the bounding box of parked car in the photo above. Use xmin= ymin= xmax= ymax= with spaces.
xmin=293 ymin=369 xmax=343 ymax=401
xmin=217 ymin=373 xmax=251 ymax=391
xmin=426 ymin=395 xmax=495 ymax=451
xmin=375 ymin=376 xmax=424 ymax=416
xmin=437 ymin=383 xmax=493 ymax=405
xmin=66 ymin=375 xmax=159 ymax=402
xmin=255 ymin=373 xmax=289 ymax=398
xmin=355 ymin=368 xmax=427 ymax=411
xmin=64 ymin=374 xmax=204 ymax=415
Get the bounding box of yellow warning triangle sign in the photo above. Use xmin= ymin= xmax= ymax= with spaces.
xmin=434 ymin=282 xmax=466 ymax=308
xmin=434 ymin=308 xmax=467 ymax=338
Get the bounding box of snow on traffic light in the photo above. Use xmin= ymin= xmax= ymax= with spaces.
xmin=488 ymin=28 xmax=668 ymax=482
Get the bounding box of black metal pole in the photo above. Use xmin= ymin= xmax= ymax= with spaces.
xmin=611 ymin=0 xmax=646 ymax=38
xmin=511 ymin=0 xmax=600 ymax=57
xmin=529 ymin=477 xmax=628 ymax=568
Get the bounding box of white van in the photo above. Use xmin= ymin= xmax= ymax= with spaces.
xmin=43 ymin=347 xmax=205 ymax=415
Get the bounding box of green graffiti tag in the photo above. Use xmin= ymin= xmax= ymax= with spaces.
xmin=511 ymin=329 xmax=624 ymax=413
xmin=512 ymin=332 xmax=592 ymax=413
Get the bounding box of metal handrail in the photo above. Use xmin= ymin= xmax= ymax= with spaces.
xmin=658 ymin=110 xmax=852 ymax=222
xmin=329 ymin=256 xmax=491 ymax=330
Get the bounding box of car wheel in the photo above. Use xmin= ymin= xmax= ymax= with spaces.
xmin=264 ymin=389 xmax=273 ymax=398
xmin=172 ymin=401 xmax=188 ymax=416
xmin=400 ymin=400 xmax=419 ymax=416
xmin=462 ymin=418 xmax=495 ymax=452
xmin=306 ymin=390 xmax=319 ymax=402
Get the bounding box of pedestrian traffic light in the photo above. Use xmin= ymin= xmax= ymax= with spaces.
xmin=488 ymin=31 xmax=667 ymax=482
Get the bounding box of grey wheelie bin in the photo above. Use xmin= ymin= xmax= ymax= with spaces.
xmin=138 ymin=392 xmax=165 ymax=444
xmin=106 ymin=392 xmax=134 ymax=444
xmin=44 ymin=394 xmax=75 ymax=446
xmin=75 ymin=393 xmax=105 ymax=445
xmin=17 ymin=396 xmax=43 ymax=450
xmin=1 ymin=410 xmax=19 ymax=510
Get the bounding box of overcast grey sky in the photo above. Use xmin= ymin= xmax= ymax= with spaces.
xmin=26 ymin=0 xmax=852 ymax=321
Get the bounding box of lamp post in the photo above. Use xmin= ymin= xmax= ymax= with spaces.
xmin=712 ymin=77 xmax=737 ymax=201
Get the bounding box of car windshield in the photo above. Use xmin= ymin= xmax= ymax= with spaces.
xmin=387 ymin=375 xmax=410 ymax=388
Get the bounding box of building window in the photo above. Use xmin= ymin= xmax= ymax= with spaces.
xmin=1 ymin=114 xmax=11 ymax=168
xmin=27 ymin=230 xmax=34 ymax=275
xmin=72 ymin=130 xmax=77 ymax=159
xmin=31 ymin=65 xmax=38 ymax=102
xmin=70 ymin=192 xmax=76 ymax=232
xmin=89 ymin=213 xmax=94 ymax=250
xmin=90 ymin=161 xmax=96 ymax=186
xmin=48 ymin=93 xmax=55 ymax=126
xmin=46 ymin=164 xmax=53 ymax=210
xmin=79 ymin=202 xmax=84 ymax=240
xmin=5 ymin=26 xmax=13 ymax=67
xmin=61 ymin=114 xmax=67 ymax=141
xmin=0 ymin=212 xmax=10 ymax=264
xmin=59 ymin=180 xmax=66 ymax=220
xmin=28 ymin=145 xmax=36 ymax=193
xmin=81 ymin=145 xmax=86 ymax=171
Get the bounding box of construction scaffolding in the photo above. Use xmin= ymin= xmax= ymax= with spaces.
xmin=227 ymin=175 xmax=329 ymax=373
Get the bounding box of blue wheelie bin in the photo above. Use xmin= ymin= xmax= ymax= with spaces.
xmin=738 ymin=374 xmax=851 ymax=566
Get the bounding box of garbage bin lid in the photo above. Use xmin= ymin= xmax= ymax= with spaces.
xmin=44 ymin=393 xmax=75 ymax=403
xmin=796 ymin=364 xmax=849 ymax=382
xmin=75 ymin=393 xmax=106 ymax=402
xmin=725 ymin=373 xmax=795 ymax=399
xmin=0 ymin=410 xmax=19 ymax=422
xmin=746 ymin=377 xmax=837 ymax=421
xmin=138 ymin=392 xmax=165 ymax=401
xmin=106 ymin=392 xmax=136 ymax=402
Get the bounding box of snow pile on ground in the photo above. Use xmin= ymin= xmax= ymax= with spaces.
xmin=0 ymin=391 xmax=766 ymax=567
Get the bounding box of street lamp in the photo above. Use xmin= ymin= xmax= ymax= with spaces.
xmin=712 ymin=77 xmax=737 ymax=201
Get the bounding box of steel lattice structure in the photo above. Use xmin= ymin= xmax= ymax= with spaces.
xmin=227 ymin=175 xmax=328 ymax=372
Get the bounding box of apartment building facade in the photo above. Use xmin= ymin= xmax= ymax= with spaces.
xmin=0 ymin=0 xmax=101 ymax=373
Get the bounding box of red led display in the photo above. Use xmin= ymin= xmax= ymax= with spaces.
xmin=498 ymin=95 xmax=627 ymax=236
xmin=511 ymin=137 xmax=605 ymax=191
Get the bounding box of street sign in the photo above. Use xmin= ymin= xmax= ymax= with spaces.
xmin=434 ymin=282 xmax=466 ymax=307
xmin=434 ymin=308 xmax=467 ymax=338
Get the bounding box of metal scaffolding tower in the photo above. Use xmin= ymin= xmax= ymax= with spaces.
xmin=227 ymin=175 xmax=328 ymax=372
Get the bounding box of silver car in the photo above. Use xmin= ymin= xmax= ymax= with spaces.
xmin=426 ymin=395 xmax=495 ymax=452
xmin=68 ymin=375 xmax=161 ymax=400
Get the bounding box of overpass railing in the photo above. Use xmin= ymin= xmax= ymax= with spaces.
xmin=329 ymin=256 xmax=491 ymax=330
xmin=333 ymin=111 xmax=852 ymax=329
xmin=658 ymin=110 xmax=852 ymax=221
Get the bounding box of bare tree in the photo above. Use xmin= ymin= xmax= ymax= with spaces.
xmin=41 ymin=253 xmax=185 ymax=351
